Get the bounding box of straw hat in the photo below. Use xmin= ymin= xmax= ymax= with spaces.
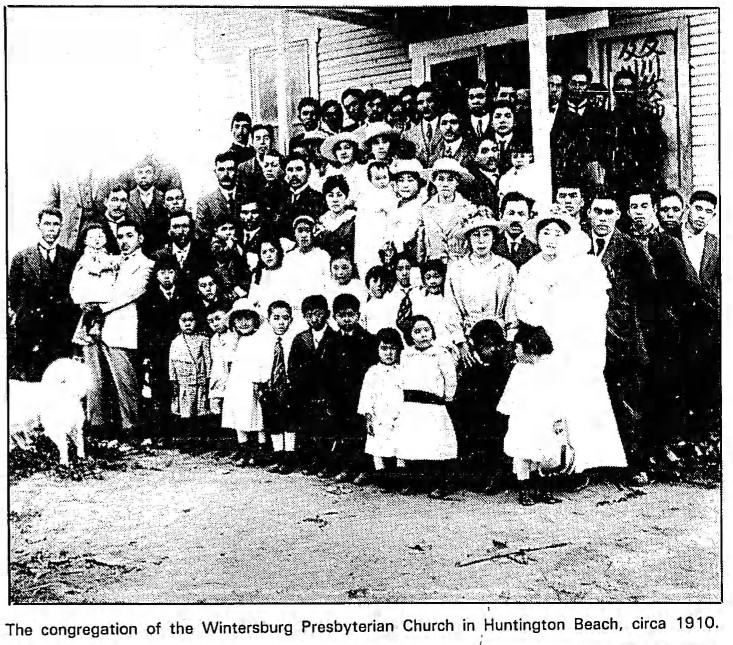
xmin=320 ymin=132 xmax=361 ymax=163
xmin=359 ymin=122 xmax=401 ymax=149
xmin=389 ymin=158 xmax=429 ymax=182
xmin=461 ymin=213 xmax=502 ymax=237
xmin=301 ymin=130 xmax=328 ymax=143
xmin=429 ymin=157 xmax=473 ymax=184
xmin=227 ymin=299 xmax=263 ymax=326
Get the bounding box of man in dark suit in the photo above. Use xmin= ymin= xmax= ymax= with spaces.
xmin=142 ymin=186 xmax=190 ymax=254
xmin=237 ymin=124 xmax=283 ymax=194
xmin=465 ymin=137 xmax=500 ymax=215
xmin=341 ymin=88 xmax=366 ymax=132
xmin=551 ymin=67 xmax=609 ymax=193
xmin=152 ymin=212 xmax=211 ymax=294
xmin=656 ymin=188 xmax=685 ymax=232
xmin=487 ymin=100 xmax=527 ymax=176
xmin=466 ymin=78 xmax=491 ymax=141
xmin=625 ymin=185 xmax=710 ymax=469
xmin=289 ymin=98 xmax=326 ymax=151
xmin=278 ymin=152 xmax=326 ymax=240
xmin=668 ymin=189 xmax=720 ymax=442
xmin=587 ymin=194 xmax=655 ymax=477
xmin=9 ymin=208 xmax=78 ymax=380
xmin=404 ymin=82 xmax=443 ymax=166
xmin=195 ymin=151 xmax=240 ymax=241
xmin=75 ymin=184 xmax=130 ymax=255
xmin=227 ymin=112 xmax=256 ymax=167
xmin=127 ymin=159 xmax=165 ymax=231
xmin=429 ymin=107 xmax=474 ymax=166
xmin=605 ymin=69 xmax=666 ymax=194
xmin=492 ymin=192 xmax=539 ymax=268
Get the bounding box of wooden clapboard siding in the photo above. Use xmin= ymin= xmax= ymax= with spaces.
xmin=688 ymin=10 xmax=719 ymax=191
xmin=318 ymin=21 xmax=411 ymax=100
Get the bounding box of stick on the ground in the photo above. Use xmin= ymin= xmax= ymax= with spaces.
xmin=456 ymin=542 xmax=570 ymax=568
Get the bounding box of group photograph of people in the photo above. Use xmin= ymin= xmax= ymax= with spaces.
xmin=7 ymin=6 xmax=721 ymax=605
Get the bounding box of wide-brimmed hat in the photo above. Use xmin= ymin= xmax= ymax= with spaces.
xmin=320 ymin=132 xmax=361 ymax=163
xmin=389 ymin=158 xmax=429 ymax=182
xmin=429 ymin=157 xmax=473 ymax=184
xmin=301 ymin=130 xmax=328 ymax=143
xmin=529 ymin=212 xmax=575 ymax=243
xmin=359 ymin=122 xmax=401 ymax=149
xmin=461 ymin=213 xmax=502 ymax=237
xmin=227 ymin=299 xmax=263 ymax=326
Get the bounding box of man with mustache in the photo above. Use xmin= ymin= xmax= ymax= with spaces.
xmin=195 ymin=152 xmax=240 ymax=241
xmin=492 ymin=192 xmax=538 ymax=269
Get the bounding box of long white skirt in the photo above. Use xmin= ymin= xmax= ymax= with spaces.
xmin=392 ymin=402 xmax=458 ymax=461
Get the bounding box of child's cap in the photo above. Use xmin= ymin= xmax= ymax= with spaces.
xmin=333 ymin=293 xmax=361 ymax=314
xmin=227 ymin=299 xmax=263 ymax=326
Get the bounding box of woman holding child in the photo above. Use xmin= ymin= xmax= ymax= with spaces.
xmin=501 ymin=213 xmax=626 ymax=500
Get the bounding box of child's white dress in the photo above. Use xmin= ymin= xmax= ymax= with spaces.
xmin=498 ymin=355 xmax=564 ymax=472
xmin=209 ymin=330 xmax=239 ymax=415
xmin=221 ymin=330 xmax=269 ymax=441
xmin=358 ymin=363 xmax=403 ymax=458
xmin=392 ymin=346 xmax=458 ymax=461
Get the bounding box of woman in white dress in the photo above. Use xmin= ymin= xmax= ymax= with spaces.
xmin=509 ymin=213 xmax=627 ymax=480
xmin=392 ymin=315 xmax=458 ymax=498
xmin=320 ymin=132 xmax=369 ymax=205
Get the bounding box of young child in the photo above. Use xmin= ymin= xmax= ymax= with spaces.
xmin=207 ymin=306 xmax=239 ymax=453
xmin=392 ymin=315 xmax=458 ymax=498
xmin=358 ymin=327 xmax=405 ymax=490
xmin=169 ymin=307 xmax=212 ymax=450
xmin=222 ymin=300 xmax=267 ymax=466
xmin=322 ymin=251 xmax=369 ymax=312
xmin=498 ymin=323 xmax=567 ymax=506
xmin=70 ymin=222 xmax=121 ymax=339
xmin=361 ymin=265 xmax=398 ymax=334
xmin=410 ymin=259 xmax=464 ymax=358
xmin=258 ymin=300 xmax=297 ymax=474
xmin=452 ymin=319 xmax=515 ymax=493
xmin=497 ymin=140 xmax=543 ymax=207
xmin=289 ymin=295 xmax=339 ymax=475
xmin=320 ymin=293 xmax=378 ymax=481
xmin=352 ymin=160 xmax=397 ymax=276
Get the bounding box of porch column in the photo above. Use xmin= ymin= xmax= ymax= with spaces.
xmin=274 ymin=9 xmax=290 ymax=154
xmin=527 ymin=9 xmax=552 ymax=208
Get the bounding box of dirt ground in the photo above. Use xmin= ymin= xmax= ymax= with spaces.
xmin=9 ymin=449 xmax=720 ymax=603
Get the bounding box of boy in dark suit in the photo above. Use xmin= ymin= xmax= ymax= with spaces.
xmin=288 ymin=295 xmax=339 ymax=474
xmin=9 ymin=208 xmax=78 ymax=380
xmin=319 ymin=293 xmax=378 ymax=481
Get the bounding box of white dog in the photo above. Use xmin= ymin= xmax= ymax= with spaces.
xmin=10 ymin=358 xmax=93 ymax=467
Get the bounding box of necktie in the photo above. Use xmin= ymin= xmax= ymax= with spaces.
xmin=271 ymin=337 xmax=286 ymax=392
xmin=476 ymin=119 xmax=483 ymax=138
xmin=227 ymin=194 xmax=235 ymax=217
xmin=396 ymin=290 xmax=413 ymax=335
xmin=425 ymin=122 xmax=432 ymax=142
xmin=596 ymin=238 xmax=606 ymax=256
